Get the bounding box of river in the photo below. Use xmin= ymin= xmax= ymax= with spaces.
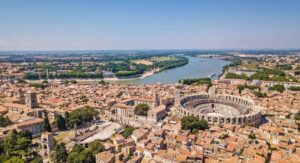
xmin=111 ymin=55 xmax=231 ymax=84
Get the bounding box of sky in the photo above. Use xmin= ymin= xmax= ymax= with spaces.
xmin=0 ymin=0 xmax=300 ymax=51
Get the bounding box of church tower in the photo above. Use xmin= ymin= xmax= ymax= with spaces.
xmin=41 ymin=132 xmax=54 ymax=161
xmin=153 ymin=93 xmax=160 ymax=108
xmin=25 ymin=91 xmax=38 ymax=109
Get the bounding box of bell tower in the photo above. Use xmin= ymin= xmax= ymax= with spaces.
xmin=153 ymin=93 xmax=160 ymax=108
xmin=25 ymin=91 xmax=37 ymax=109
xmin=41 ymin=132 xmax=54 ymax=162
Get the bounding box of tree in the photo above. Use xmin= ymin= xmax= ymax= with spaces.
xmin=253 ymin=91 xmax=267 ymax=98
xmin=67 ymin=107 xmax=99 ymax=128
xmin=70 ymin=144 xmax=84 ymax=154
xmin=43 ymin=117 xmax=52 ymax=132
xmin=55 ymin=115 xmax=67 ymax=130
xmin=0 ymin=154 xmax=10 ymax=163
xmin=64 ymin=112 xmax=70 ymax=127
xmin=268 ymin=84 xmax=285 ymax=93
xmin=1 ymin=130 xmax=35 ymax=162
xmin=121 ymin=126 xmax=135 ymax=138
xmin=67 ymin=144 xmax=84 ymax=163
xmin=0 ymin=116 xmax=12 ymax=127
xmin=135 ymin=104 xmax=150 ymax=116
xmin=67 ymin=140 xmax=104 ymax=163
xmin=2 ymin=130 xmax=19 ymax=155
xmin=66 ymin=152 xmax=80 ymax=163
xmin=19 ymin=130 xmax=32 ymax=140
xmin=79 ymin=149 xmax=94 ymax=163
xmin=294 ymin=113 xmax=300 ymax=120
xmin=30 ymin=155 xmax=43 ymax=163
xmin=289 ymin=86 xmax=300 ymax=91
xmin=179 ymin=78 xmax=212 ymax=86
xmin=99 ymin=80 xmax=107 ymax=84
xmin=51 ymin=142 xmax=68 ymax=163
xmin=87 ymin=140 xmax=104 ymax=156
xmin=4 ymin=157 xmax=25 ymax=163
xmin=248 ymin=133 xmax=256 ymax=139
xmin=181 ymin=116 xmax=208 ymax=132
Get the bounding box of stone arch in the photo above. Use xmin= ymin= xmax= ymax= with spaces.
xmin=238 ymin=117 xmax=242 ymax=124
xmin=226 ymin=118 xmax=230 ymax=123
xmin=232 ymin=118 xmax=236 ymax=124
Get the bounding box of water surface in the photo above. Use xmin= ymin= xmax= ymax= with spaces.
xmin=112 ymin=55 xmax=230 ymax=84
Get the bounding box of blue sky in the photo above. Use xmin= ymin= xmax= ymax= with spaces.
xmin=0 ymin=0 xmax=299 ymax=50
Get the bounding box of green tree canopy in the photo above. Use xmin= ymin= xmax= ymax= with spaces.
xmin=289 ymin=86 xmax=300 ymax=91
xmin=43 ymin=117 xmax=52 ymax=132
xmin=87 ymin=140 xmax=104 ymax=156
xmin=135 ymin=104 xmax=150 ymax=116
xmin=66 ymin=107 xmax=99 ymax=128
xmin=0 ymin=115 xmax=12 ymax=127
xmin=121 ymin=126 xmax=135 ymax=138
xmin=179 ymin=78 xmax=212 ymax=86
xmin=4 ymin=157 xmax=25 ymax=163
xmin=51 ymin=142 xmax=68 ymax=163
xmin=181 ymin=116 xmax=208 ymax=132
xmin=0 ymin=130 xmax=38 ymax=162
xmin=67 ymin=140 xmax=104 ymax=163
xmin=55 ymin=115 xmax=67 ymax=130
xmin=268 ymin=84 xmax=285 ymax=93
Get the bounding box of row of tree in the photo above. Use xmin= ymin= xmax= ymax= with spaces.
xmin=154 ymin=56 xmax=188 ymax=71
xmin=25 ymin=72 xmax=103 ymax=80
xmin=179 ymin=78 xmax=212 ymax=86
xmin=237 ymin=84 xmax=260 ymax=93
xmin=225 ymin=72 xmax=249 ymax=80
xmin=289 ymin=86 xmax=300 ymax=91
xmin=50 ymin=140 xmax=104 ymax=163
xmin=268 ymin=84 xmax=285 ymax=93
xmin=0 ymin=130 xmax=43 ymax=163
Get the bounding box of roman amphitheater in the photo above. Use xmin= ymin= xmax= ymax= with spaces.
xmin=175 ymin=93 xmax=261 ymax=127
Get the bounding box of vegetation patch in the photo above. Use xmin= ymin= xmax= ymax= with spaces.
xmin=276 ymin=64 xmax=292 ymax=70
xmin=289 ymin=86 xmax=300 ymax=91
xmin=237 ymin=84 xmax=260 ymax=93
xmin=135 ymin=104 xmax=150 ymax=116
xmin=29 ymin=83 xmax=48 ymax=89
xmin=0 ymin=130 xmax=42 ymax=163
xmin=115 ymin=70 xmax=143 ymax=78
xmin=154 ymin=56 xmax=188 ymax=72
xmin=179 ymin=78 xmax=212 ymax=86
xmin=253 ymin=91 xmax=267 ymax=98
xmin=268 ymin=84 xmax=285 ymax=93
xmin=65 ymin=106 xmax=99 ymax=128
xmin=66 ymin=140 xmax=104 ymax=163
xmin=181 ymin=116 xmax=208 ymax=134
xmin=0 ymin=115 xmax=12 ymax=127
xmin=225 ymin=72 xmax=249 ymax=80
xmin=121 ymin=126 xmax=135 ymax=138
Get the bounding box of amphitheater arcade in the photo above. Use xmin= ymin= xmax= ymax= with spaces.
xmin=175 ymin=93 xmax=261 ymax=127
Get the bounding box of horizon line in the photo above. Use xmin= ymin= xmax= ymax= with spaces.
xmin=1 ymin=48 xmax=300 ymax=52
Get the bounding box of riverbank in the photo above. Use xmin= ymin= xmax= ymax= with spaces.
xmin=25 ymin=56 xmax=230 ymax=85
xmin=103 ymin=69 xmax=157 ymax=81
xmin=25 ymin=69 xmax=158 ymax=84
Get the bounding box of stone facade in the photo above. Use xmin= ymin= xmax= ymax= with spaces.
xmin=41 ymin=132 xmax=54 ymax=162
xmin=25 ymin=91 xmax=38 ymax=109
xmin=175 ymin=93 xmax=261 ymax=127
